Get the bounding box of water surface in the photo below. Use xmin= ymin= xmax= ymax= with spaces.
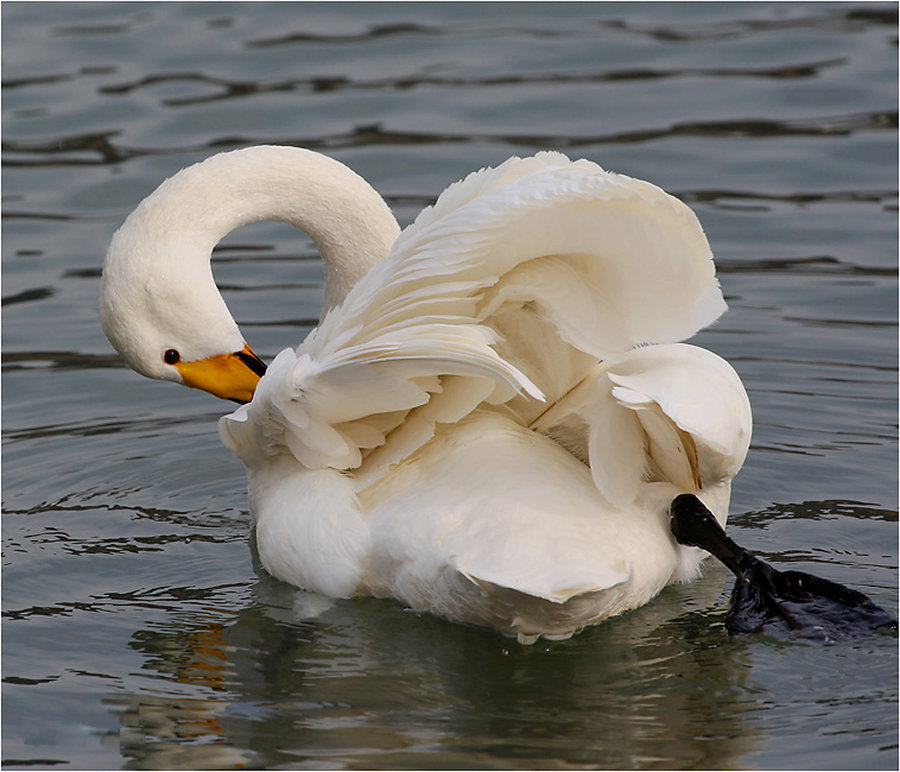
xmin=3 ymin=3 xmax=897 ymax=769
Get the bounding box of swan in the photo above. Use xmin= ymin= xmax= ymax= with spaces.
xmin=100 ymin=146 xmax=752 ymax=643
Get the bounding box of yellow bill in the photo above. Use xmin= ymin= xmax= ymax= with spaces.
xmin=176 ymin=344 xmax=267 ymax=403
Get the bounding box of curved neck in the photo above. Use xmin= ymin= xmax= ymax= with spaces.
xmin=132 ymin=146 xmax=401 ymax=315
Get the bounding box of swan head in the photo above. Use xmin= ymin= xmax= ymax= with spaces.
xmin=100 ymin=176 xmax=266 ymax=403
xmin=100 ymin=145 xmax=399 ymax=403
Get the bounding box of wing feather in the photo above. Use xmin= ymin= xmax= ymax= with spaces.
xmin=221 ymin=153 xmax=729 ymax=481
xmin=532 ymin=343 xmax=752 ymax=509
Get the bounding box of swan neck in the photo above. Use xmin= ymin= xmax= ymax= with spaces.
xmin=156 ymin=146 xmax=400 ymax=312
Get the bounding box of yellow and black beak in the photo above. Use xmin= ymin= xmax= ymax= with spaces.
xmin=175 ymin=344 xmax=267 ymax=404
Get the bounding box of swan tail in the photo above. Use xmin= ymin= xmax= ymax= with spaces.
xmin=608 ymin=343 xmax=753 ymax=487
xmin=535 ymin=344 xmax=752 ymax=509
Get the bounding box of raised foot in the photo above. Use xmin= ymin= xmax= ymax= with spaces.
xmin=670 ymin=494 xmax=897 ymax=642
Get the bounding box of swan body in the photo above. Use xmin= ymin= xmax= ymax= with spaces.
xmin=101 ymin=146 xmax=751 ymax=642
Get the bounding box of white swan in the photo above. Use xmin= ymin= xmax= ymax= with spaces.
xmin=100 ymin=146 xmax=751 ymax=643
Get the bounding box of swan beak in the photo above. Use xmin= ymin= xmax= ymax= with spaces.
xmin=175 ymin=344 xmax=267 ymax=404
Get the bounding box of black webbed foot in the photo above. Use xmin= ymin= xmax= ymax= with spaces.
xmin=670 ymin=494 xmax=897 ymax=642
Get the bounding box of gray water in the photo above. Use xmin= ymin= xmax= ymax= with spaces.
xmin=2 ymin=2 xmax=897 ymax=769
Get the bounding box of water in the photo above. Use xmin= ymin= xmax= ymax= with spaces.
xmin=2 ymin=2 xmax=897 ymax=768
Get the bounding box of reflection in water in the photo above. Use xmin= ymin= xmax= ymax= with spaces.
xmin=103 ymin=496 xmax=898 ymax=768
xmin=109 ymin=558 xmax=760 ymax=769
xmin=108 ymin=607 xmax=254 ymax=770
xmin=114 ymin=695 xmax=250 ymax=771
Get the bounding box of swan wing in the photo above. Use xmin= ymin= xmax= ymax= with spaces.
xmin=222 ymin=153 xmax=726 ymax=483
xmin=357 ymin=152 xmax=724 ymax=352
xmin=343 ymin=151 xmax=726 ymax=424
xmin=219 ymin=324 xmax=541 ymax=473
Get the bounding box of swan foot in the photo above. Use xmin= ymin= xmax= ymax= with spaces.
xmin=670 ymin=494 xmax=897 ymax=642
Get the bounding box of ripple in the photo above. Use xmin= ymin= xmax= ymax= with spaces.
xmin=1 ymin=350 xmax=128 ymax=373
xmin=1 ymin=287 xmax=55 ymax=306
xmin=2 ymin=73 xmax=74 ymax=90
xmin=2 ymin=131 xmax=134 ymax=166
xmin=734 ymin=500 xmax=898 ymax=528
xmin=602 ymin=5 xmax=898 ymax=42
xmin=3 ymin=109 xmax=895 ymax=168
xmin=247 ymin=21 xmax=444 ymax=47
xmin=93 ymin=57 xmax=849 ymax=108
xmin=716 ymin=254 xmax=897 ymax=277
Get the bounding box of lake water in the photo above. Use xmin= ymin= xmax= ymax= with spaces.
xmin=2 ymin=2 xmax=897 ymax=769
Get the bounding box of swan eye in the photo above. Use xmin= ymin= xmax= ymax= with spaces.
xmin=163 ymin=348 xmax=181 ymax=365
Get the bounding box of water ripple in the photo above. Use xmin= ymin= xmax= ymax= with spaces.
xmin=715 ymin=255 xmax=897 ymax=277
xmin=2 ymin=4 xmax=896 ymax=768
xmin=4 ymin=110 xmax=895 ymax=168
xmin=603 ymin=6 xmax=897 ymax=42
xmin=93 ymin=57 xmax=849 ymax=108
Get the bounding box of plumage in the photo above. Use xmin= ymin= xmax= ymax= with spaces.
xmin=101 ymin=145 xmax=752 ymax=643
